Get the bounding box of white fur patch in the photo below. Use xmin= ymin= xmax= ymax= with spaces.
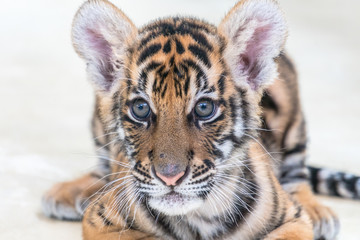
xmin=317 ymin=169 xmax=334 ymax=195
xmin=234 ymin=103 xmax=245 ymax=138
xmin=148 ymin=194 xmax=203 ymax=216
xmin=216 ymin=140 xmax=234 ymax=159
xmin=117 ymin=127 xmax=125 ymax=140
xmin=337 ymin=182 xmax=354 ymax=198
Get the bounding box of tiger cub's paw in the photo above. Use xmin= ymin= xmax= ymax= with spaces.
xmin=304 ymin=202 xmax=340 ymax=240
xmin=42 ymin=172 xmax=106 ymax=221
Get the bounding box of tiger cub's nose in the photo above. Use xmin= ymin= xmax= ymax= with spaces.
xmin=152 ymin=164 xmax=188 ymax=186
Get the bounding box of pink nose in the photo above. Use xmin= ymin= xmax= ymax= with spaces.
xmin=155 ymin=171 xmax=185 ymax=186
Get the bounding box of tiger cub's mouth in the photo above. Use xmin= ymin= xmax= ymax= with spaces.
xmin=148 ymin=191 xmax=204 ymax=216
xmin=163 ymin=191 xmax=184 ymax=202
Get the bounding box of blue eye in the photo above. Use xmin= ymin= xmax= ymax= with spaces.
xmin=131 ymin=99 xmax=150 ymax=120
xmin=194 ymin=99 xmax=215 ymax=119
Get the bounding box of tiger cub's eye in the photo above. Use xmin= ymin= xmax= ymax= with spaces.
xmin=194 ymin=99 xmax=215 ymax=119
xmin=131 ymin=99 xmax=150 ymax=120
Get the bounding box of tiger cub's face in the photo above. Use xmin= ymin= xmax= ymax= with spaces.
xmin=72 ymin=0 xmax=287 ymax=215
xmin=117 ymin=19 xmax=241 ymax=215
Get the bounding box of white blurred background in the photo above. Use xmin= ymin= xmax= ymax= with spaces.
xmin=0 ymin=0 xmax=359 ymax=239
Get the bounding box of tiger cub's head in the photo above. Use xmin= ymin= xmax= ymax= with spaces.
xmin=72 ymin=0 xmax=287 ymax=215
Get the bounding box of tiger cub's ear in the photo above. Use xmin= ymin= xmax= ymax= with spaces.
xmin=218 ymin=0 xmax=287 ymax=92
xmin=72 ymin=0 xmax=137 ymax=92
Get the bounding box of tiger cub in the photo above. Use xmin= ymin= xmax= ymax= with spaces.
xmin=42 ymin=0 xmax=344 ymax=239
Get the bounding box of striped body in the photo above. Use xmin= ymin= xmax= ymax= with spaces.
xmin=41 ymin=0 xmax=358 ymax=239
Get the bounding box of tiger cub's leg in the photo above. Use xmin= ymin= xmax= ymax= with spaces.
xmin=285 ymin=183 xmax=340 ymax=240
xmin=264 ymin=221 xmax=313 ymax=240
xmin=42 ymin=110 xmax=111 ymax=220
xmin=280 ymin=111 xmax=339 ymax=239
xmin=42 ymin=171 xmax=107 ymax=220
xmin=264 ymin=212 xmax=313 ymax=240
xmin=82 ymin=192 xmax=158 ymax=240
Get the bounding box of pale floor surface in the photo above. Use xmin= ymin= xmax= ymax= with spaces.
xmin=0 ymin=0 xmax=359 ymax=239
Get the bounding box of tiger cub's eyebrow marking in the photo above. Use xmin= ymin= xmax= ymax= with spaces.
xmin=138 ymin=61 xmax=162 ymax=90
xmin=137 ymin=43 xmax=162 ymax=65
xmin=188 ymin=44 xmax=212 ymax=68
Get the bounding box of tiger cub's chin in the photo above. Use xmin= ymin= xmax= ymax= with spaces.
xmin=148 ymin=192 xmax=203 ymax=216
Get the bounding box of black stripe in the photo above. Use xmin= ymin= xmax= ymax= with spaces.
xmin=174 ymin=64 xmax=184 ymax=79
xmin=272 ymin=206 xmax=286 ymax=231
xmin=176 ymin=23 xmax=214 ymax=51
xmin=191 ymin=174 xmax=214 ymax=186
xmin=138 ymin=31 xmax=158 ymax=50
xmin=308 ymin=166 xmax=320 ymax=193
xmin=137 ymin=43 xmax=162 ymax=64
xmin=183 ymin=75 xmax=190 ymax=95
xmin=238 ymin=88 xmax=250 ymax=124
xmin=188 ymin=44 xmax=211 ymax=68
xmin=284 ymin=143 xmax=307 ymax=156
xmin=195 ymin=71 xmax=205 ymax=90
xmin=344 ymin=176 xmax=359 ymax=197
xmin=203 ymin=159 xmax=215 ymax=169
xmin=134 ymin=161 xmax=152 ymax=179
xmin=97 ymin=204 xmax=114 ymax=226
xmin=161 ymin=83 xmax=168 ymax=98
xmin=111 ymin=91 xmax=120 ymax=114
xmin=216 ymin=134 xmax=232 ymax=145
xmin=203 ymin=113 xmax=225 ymax=126
xmin=326 ymin=173 xmax=341 ymax=197
xmin=122 ymin=115 xmax=143 ymax=128
xmin=228 ymin=96 xmax=237 ymax=124
xmin=163 ymin=39 xmax=172 ymax=53
xmin=139 ymin=61 xmax=162 ymax=89
xmin=206 ymin=85 xmax=216 ymax=93
xmin=187 ymin=150 xmax=195 ymax=161
xmin=190 ymin=31 xmax=213 ymax=51
xmin=152 ymin=66 xmax=169 ymax=96
xmin=220 ymin=164 xmax=259 ymax=237
xmin=175 ymin=38 xmax=185 ymax=54
xmin=192 ymin=169 xmax=211 ymax=179
xmin=147 ymin=208 xmax=179 ymax=239
xmin=169 ymin=55 xmax=175 ymax=66
xmin=157 ymin=66 xmax=167 ymax=88
xmin=295 ymin=205 xmax=302 ymax=218
xmin=261 ymin=91 xmax=279 ymax=114
xmin=182 ymin=59 xmax=207 ymax=91
xmin=207 ymin=141 xmax=223 ymax=159
xmin=217 ymin=74 xmax=225 ymax=95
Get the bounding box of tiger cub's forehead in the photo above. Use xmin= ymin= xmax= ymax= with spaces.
xmin=124 ymin=17 xmax=229 ymax=105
